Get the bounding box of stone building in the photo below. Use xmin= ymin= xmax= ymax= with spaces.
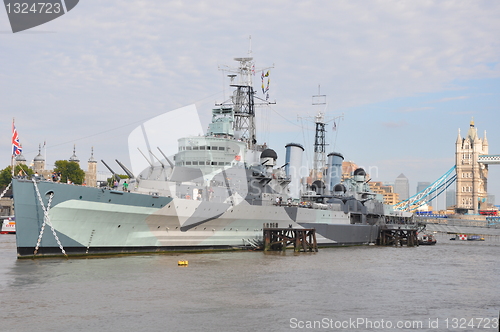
xmin=455 ymin=119 xmax=488 ymax=213
xmin=32 ymin=145 xmax=52 ymax=179
xmin=85 ymin=148 xmax=98 ymax=187
xmin=14 ymin=145 xmax=98 ymax=187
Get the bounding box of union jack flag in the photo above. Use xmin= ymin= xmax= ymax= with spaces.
xmin=12 ymin=120 xmax=22 ymax=157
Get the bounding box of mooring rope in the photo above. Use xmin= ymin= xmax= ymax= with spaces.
xmin=32 ymin=178 xmax=67 ymax=258
xmin=0 ymin=181 xmax=12 ymax=200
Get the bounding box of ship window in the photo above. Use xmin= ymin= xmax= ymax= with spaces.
xmin=218 ymin=162 xmax=225 ymax=166
xmin=211 ymin=161 xmax=217 ymax=165
xmin=186 ymin=146 xmax=192 ymax=150
xmin=192 ymin=161 xmax=198 ymax=165
xmin=193 ymin=146 xmax=199 ymax=150
xmin=212 ymin=146 xmax=217 ymax=150
xmin=200 ymin=146 xmax=205 ymax=150
xmin=218 ymin=147 xmax=225 ymax=151
xmin=206 ymin=146 xmax=211 ymax=150
xmin=225 ymin=162 xmax=230 ymax=165
xmin=186 ymin=161 xmax=192 ymax=165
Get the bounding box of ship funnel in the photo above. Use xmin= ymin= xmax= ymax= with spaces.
xmin=285 ymin=143 xmax=304 ymax=199
xmin=326 ymin=152 xmax=344 ymax=193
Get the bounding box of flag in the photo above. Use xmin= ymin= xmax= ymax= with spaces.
xmin=12 ymin=120 xmax=22 ymax=157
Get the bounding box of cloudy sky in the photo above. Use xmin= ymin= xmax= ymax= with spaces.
xmin=1 ymin=0 xmax=499 ymax=209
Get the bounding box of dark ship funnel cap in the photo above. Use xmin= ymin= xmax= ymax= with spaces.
xmin=333 ymin=183 xmax=346 ymax=193
xmin=327 ymin=152 xmax=344 ymax=159
xmin=285 ymin=143 xmax=304 ymax=151
xmin=353 ymin=168 xmax=366 ymax=176
xmin=260 ymin=148 xmax=278 ymax=160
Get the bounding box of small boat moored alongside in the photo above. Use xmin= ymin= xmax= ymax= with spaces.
xmin=0 ymin=216 xmax=16 ymax=234
xmin=417 ymin=232 xmax=436 ymax=245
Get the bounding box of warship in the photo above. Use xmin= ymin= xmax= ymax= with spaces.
xmin=12 ymin=56 xmax=413 ymax=258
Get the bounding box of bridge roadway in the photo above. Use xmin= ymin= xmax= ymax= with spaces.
xmin=478 ymin=154 xmax=500 ymax=164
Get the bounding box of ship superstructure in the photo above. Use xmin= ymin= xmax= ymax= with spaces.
xmin=12 ymin=56 xmax=413 ymax=258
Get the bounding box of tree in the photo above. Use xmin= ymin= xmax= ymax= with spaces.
xmin=53 ymin=160 xmax=85 ymax=185
xmin=0 ymin=164 xmax=33 ymax=188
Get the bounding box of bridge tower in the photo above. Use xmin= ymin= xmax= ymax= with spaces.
xmin=455 ymin=118 xmax=488 ymax=213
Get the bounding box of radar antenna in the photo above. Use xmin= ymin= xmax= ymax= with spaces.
xmin=312 ymin=85 xmax=327 ymax=181
xmin=218 ymin=56 xmax=274 ymax=150
xmin=300 ymin=85 xmax=343 ymax=181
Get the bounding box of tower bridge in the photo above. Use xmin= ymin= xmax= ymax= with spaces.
xmin=395 ymin=119 xmax=497 ymax=213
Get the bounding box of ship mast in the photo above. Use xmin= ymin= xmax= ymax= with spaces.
xmin=312 ymin=86 xmax=327 ymax=181
xmin=231 ymin=57 xmax=256 ymax=148
xmin=313 ymin=111 xmax=327 ymax=180
xmin=218 ymin=56 xmax=274 ymax=150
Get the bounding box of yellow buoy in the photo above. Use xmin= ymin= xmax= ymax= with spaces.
xmin=178 ymin=260 xmax=188 ymax=266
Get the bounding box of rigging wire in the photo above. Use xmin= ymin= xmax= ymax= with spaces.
xmin=25 ymin=89 xmax=225 ymax=153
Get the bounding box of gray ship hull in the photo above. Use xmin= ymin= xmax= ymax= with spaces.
xmin=13 ymin=179 xmax=379 ymax=258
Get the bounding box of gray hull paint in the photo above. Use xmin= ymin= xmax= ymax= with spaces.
xmin=13 ymin=179 xmax=377 ymax=257
xmin=300 ymin=222 xmax=379 ymax=245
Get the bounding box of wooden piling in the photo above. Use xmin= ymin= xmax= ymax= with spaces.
xmin=378 ymin=226 xmax=419 ymax=247
xmin=263 ymin=226 xmax=318 ymax=252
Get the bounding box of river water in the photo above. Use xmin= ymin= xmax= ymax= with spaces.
xmin=0 ymin=233 xmax=499 ymax=332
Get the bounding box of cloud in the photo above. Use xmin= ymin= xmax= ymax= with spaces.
xmin=432 ymin=96 xmax=470 ymax=103
xmin=1 ymin=0 xmax=499 ymax=189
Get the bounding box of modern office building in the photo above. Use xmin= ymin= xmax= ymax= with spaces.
xmin=394 ymin=173 xmax=409 ymax=202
